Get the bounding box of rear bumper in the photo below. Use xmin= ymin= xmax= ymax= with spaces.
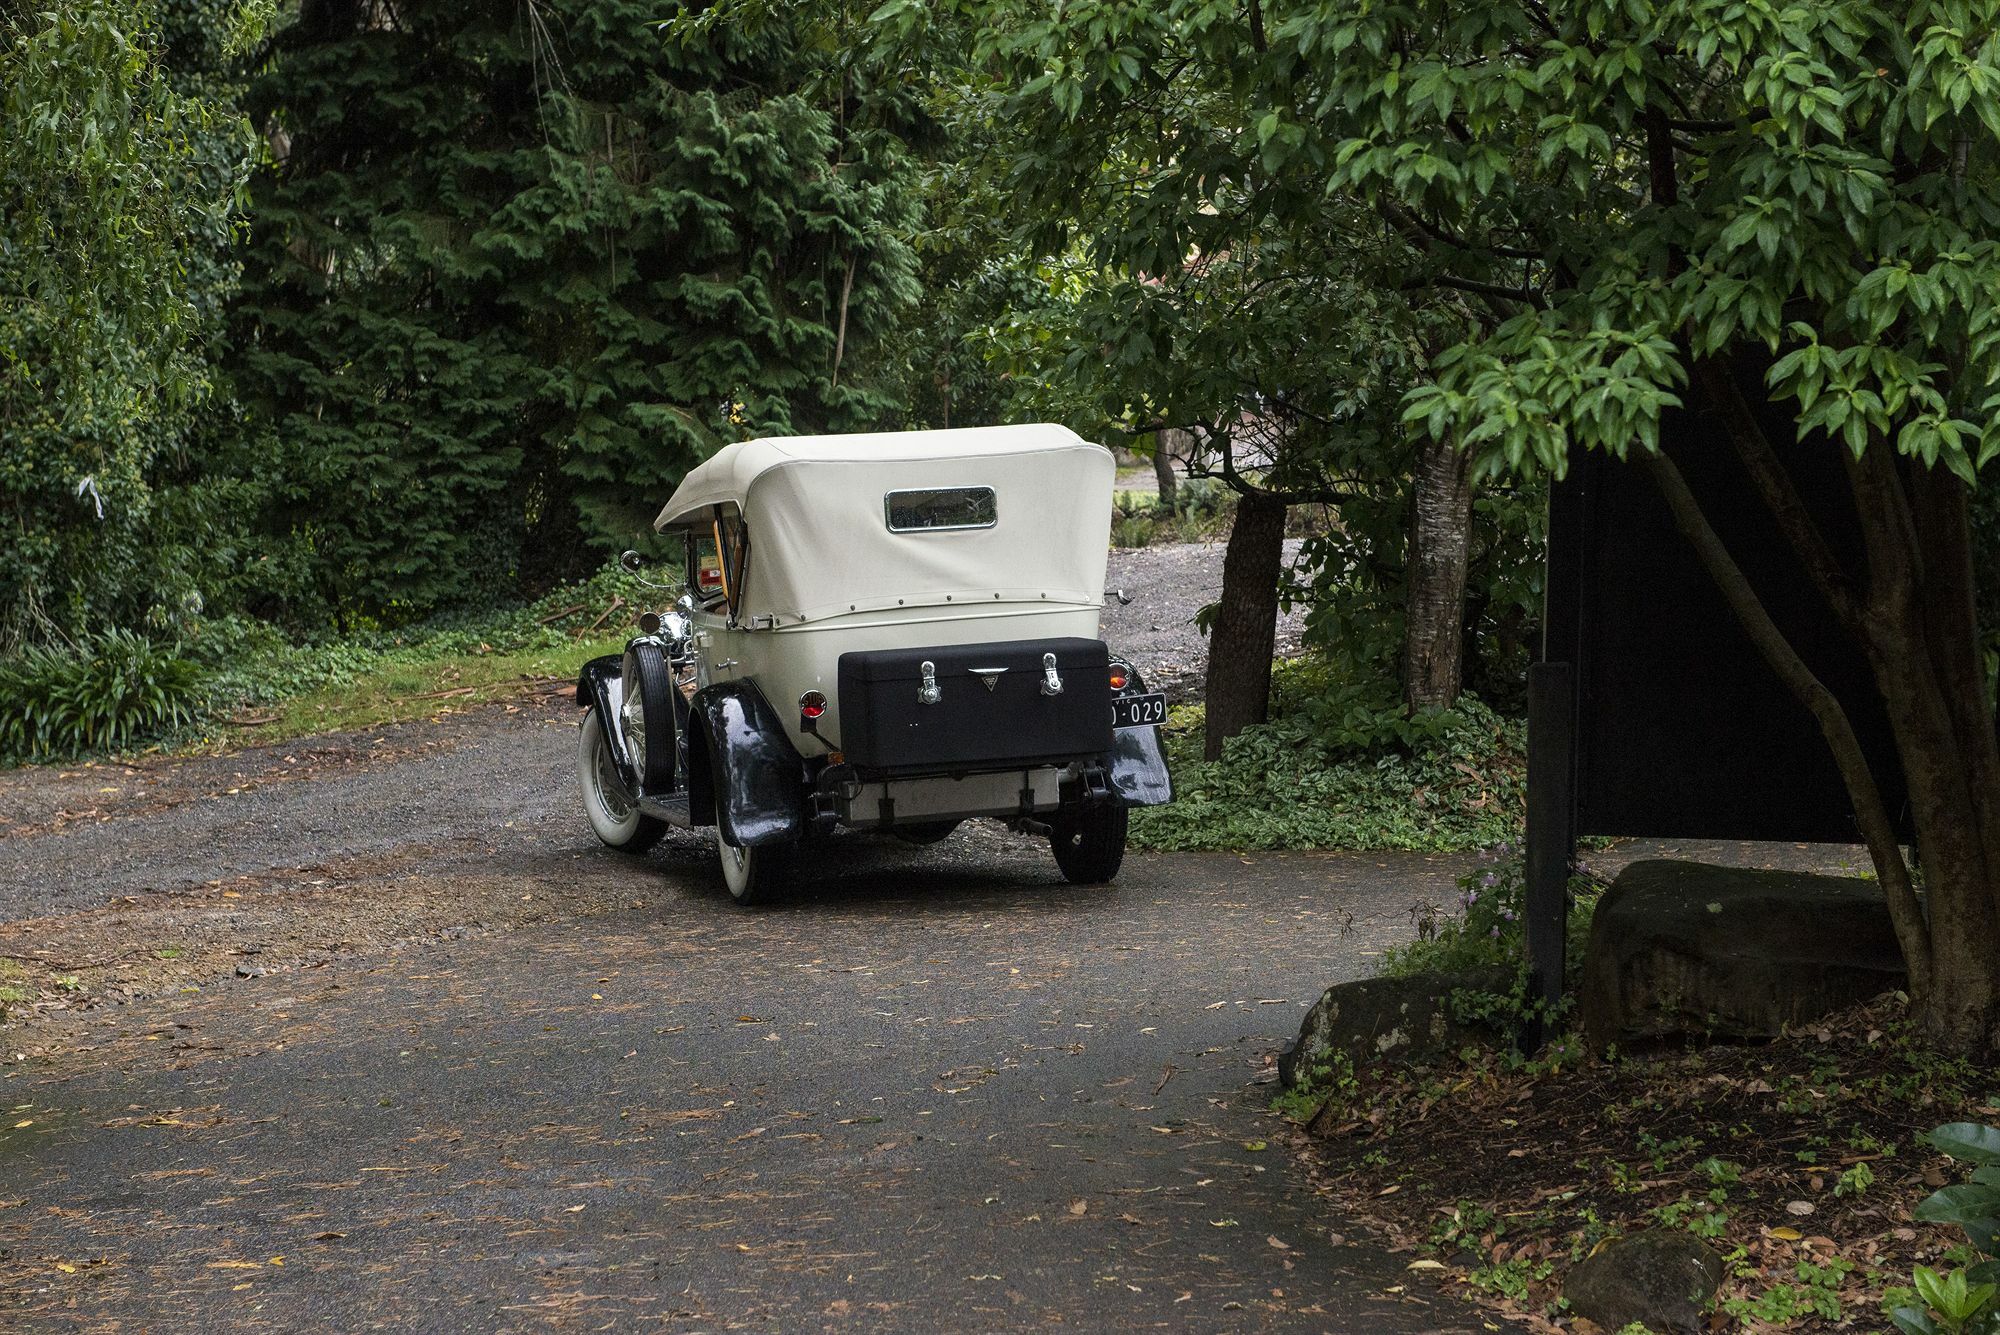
xmin=835 ymin=768 xmax=1064 ymax=828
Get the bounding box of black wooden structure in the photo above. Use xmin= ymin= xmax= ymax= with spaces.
xmin=1524 ymin=409 xmax=1909 ymax=1042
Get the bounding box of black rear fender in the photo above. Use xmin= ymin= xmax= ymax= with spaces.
xmin=687 ymin=681 xmax=808 ymax=847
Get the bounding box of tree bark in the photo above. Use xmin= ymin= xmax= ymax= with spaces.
xmin=1153 ymin=428 xmax=1189 ymax=507
xmin=1404 ymin=432 xmax=1474 ymax=710
xmin=1839 ymin=451 xmax=2000 ymax=1052
xmin=1203 ymin=489 xmax=1286 ymax=761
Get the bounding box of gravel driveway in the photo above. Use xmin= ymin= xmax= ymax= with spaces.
xmin=1103 ymin=540 xmax=1307 ymax=702
xmin=0 ymin=625 xmax=1508 ymax=1331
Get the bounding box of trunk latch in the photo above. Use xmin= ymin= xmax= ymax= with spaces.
xmin=1040 ymin=652 xmax=1064 ymax=697
xmin=918 ymin=660 xmax=941 ymax=705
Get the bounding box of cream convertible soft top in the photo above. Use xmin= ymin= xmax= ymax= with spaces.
xmin=654 ymin=424 xmax=1115 ymax=627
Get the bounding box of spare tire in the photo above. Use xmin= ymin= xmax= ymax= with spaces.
xmin=618 ymin=641 xmax=677 ymax=794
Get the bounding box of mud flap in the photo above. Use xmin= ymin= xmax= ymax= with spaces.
xmin=1108 ymin=725 xmax=1172 ymax=807
xmin=1108 ymin=664 xmax=1172 ymax=808
xmin=691 ymin=681 xmax=808 ymax=847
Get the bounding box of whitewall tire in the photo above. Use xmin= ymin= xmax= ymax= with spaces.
xmin=579 ymin=709 xmax=666 ymax=853
xmin=715 ymin=826 xmax=794 ymax=906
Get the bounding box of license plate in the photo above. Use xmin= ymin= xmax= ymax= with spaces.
xmin=1112 ymin=692 xmax=1167 ymax=729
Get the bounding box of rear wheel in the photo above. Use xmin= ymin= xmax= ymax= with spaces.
xmin=716 ymin=827 xmax=795 ymax=906
xmin=1050 ymin=805 xmax=1128 ymax=885
xmin=579 ymin=709 xmax=666 ymax=853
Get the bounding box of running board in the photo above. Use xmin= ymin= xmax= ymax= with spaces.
xmin=637 ymin=793 xmax=693 ymax=828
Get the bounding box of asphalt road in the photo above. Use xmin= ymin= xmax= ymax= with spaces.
xmin=0 ymin=704 xmax=1510 ymax=1333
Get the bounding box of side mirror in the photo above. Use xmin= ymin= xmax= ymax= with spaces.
xmin=620 ymin=551 xmax=677 ymax=591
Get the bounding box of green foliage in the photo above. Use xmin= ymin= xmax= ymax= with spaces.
xmin=1373 ymin=849 xmax=1605 ymax=1038
xmin=0 ymin=630 xmax=206 ymax=762
xmin=191 ymin=557 xmax=667 ymax=710
xmin=1725 ymin=1258 xmax=1854 ymax=1325
xmin=1892 ymin=1122 xmax=2000 ymax=1335
xmin=1110 ymin=479 xmax=1233 ymax=548
xmin=227 ymin=0 xmax=919 ymax=624
xmin=1292 ymin=3 xmax=2000 ymax=485
xmin=863 ymin=0 xmax=1549 ymax=711
xmin=0 ymin=0 xmax=258 ymax=647
xmin=1130 ymin=657 xmax=1524 ymax=852
xmin=1270 ymin=1054 xmax=1356 ymax=1123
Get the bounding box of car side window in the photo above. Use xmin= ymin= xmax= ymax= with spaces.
xmin=686 ymin=506 xmax=748 ymax=617
xmin=687 ymin=530 xmax=726 ymax=608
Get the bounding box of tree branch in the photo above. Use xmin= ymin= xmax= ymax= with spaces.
xmin=1641 ymin=448 xmax=1934 ymax=995
xmin=1692 ymin=360 xmax=1866 ymax=639
xmin=1404 ymin=274 xmax=1545 ymax=308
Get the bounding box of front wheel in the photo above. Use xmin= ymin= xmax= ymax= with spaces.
xmin=579 ymin=708 xmax=666 ymax=853
xmin=1050 ymin=805 xmax=1128 ymax=885
xmin=716 ymin=827 xmax=795 ymax=906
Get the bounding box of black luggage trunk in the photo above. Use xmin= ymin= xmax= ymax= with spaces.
xmin=837 ymin=637 xmax=1113 ymax=776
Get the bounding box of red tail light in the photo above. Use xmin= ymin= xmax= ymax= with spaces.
xmin=1108 ymin=668 xmax=1129 ymax=691
xmin=799 ymin=691 xmax=827 ymax=721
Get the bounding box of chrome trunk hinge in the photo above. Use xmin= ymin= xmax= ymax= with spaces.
xmin=1040 ymin=652 xmax=1064 ymax=697
xmin=918 ymin=660 xmax=941 ymax=705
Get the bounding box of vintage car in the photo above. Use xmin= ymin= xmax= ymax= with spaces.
xmin=572 ymin=423 xmax=1173 ymax=903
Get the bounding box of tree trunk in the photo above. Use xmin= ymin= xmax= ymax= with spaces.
xmin=1841 ymin=453 xmax=2000 ymax=1052
xmin=1404 ymin=433 xmax=1474 ymax=711
xmin=1203 ymin=489 xmax=1286 ymax=761
xmin=1655 ymin=382 xmax=2000 ymax=1055
xmin=1153 ymin=428 xmax=1188 ymax=507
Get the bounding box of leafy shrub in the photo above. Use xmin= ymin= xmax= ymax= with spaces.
xmin=1130 ymin=658 xmax=1525 ymax=852
xmin=1382 ymin=850 xmax=1605 ymax=981
xmin=1110 ymin=480 xmax=1234 ymax=548
xmin=1892 ymin=1122 xmax=2000 ymax=1335
xmin=0 ymin=629 xmax=206 ymax=762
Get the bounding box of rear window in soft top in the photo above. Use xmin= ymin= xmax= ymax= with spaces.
xmin=884 ymin=487 xmax=996 ymax=532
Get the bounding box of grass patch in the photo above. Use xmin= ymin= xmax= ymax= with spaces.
xmin=223 ymin=635 xmax=627 ymax=743
xmin=0 ymin=560 xmax=669 ymax=764
xmin=183 ymin=560 xmax=667 ymax=746
xmin=1131 ymin=657 xmax=1525 ymax=852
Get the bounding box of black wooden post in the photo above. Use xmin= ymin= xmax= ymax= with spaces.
xmin=1522 ymin=660 xmax=1576 ymax=1052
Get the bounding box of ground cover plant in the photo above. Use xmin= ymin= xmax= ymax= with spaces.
xmin=1130 ymin=656 xmax=1525 ymax=852
xmin=1277 ymin=988 xmax=1999 ymax=1333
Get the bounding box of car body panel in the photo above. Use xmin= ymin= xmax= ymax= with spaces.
xmin=687 ymin=680 xmax=809 ymax=847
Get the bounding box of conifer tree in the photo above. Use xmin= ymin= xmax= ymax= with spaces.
xmin=232 ymin=0 xmax=918 ymax=620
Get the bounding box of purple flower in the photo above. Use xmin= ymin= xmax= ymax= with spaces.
xmin=1480 ymin=872 xmax=1498 ymax=889
xmin=1489 ymin=926 xmax=1501 ymax=938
